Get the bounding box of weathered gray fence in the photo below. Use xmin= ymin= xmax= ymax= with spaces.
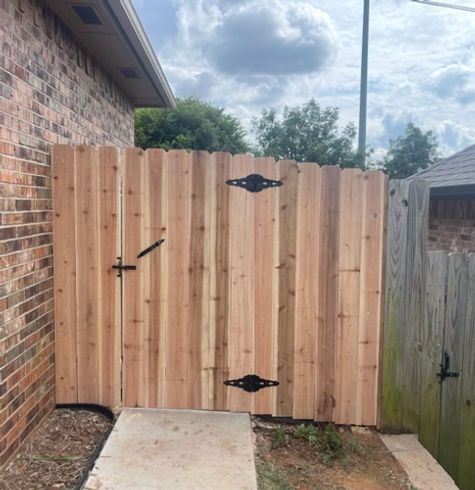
xmin=382 ymin=179 xmax=475 ymax=490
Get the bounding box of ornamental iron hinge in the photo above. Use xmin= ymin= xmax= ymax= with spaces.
xmin=437 ymin=350 xmax=460 ymax=383
xmin=224 ymin=374 xmax=279 ymax=393
xmin=226 ymin=174 xmax=283 ymax=193
xmin=112 ymin=257 xmax=136 ymax=277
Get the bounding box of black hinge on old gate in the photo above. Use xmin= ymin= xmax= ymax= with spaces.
xmin=226 ymin=174 xmax=283 ymax=193
xmin=224 ymin=374 xmax=279 ymax=393
xmin=112 ymin=257 xmax=136 ymax=277
xmin=437 ymin=350 xmax=460 ymax=383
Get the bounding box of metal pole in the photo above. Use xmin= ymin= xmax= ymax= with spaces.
xmin=358 ymin=0 xmax=370 ymax=160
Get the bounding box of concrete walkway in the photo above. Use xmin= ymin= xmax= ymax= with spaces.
xmin=380 ymin=434 xmax=458 ymax=490
xmin=84 ymin=408 xmax=257 ymax=490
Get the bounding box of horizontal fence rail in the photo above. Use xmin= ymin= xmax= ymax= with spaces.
xmin=52 ymin=145 xmax=387 ymax=425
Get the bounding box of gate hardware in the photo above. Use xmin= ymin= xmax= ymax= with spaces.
xmin=137 ymin=239 xmax=165 ymax=259
xmin=224 ymin=374 xmax=279 ymax=393
xmin=226 ymin=174 xmax=283 ymax=193
xmin=112 ymin=257 xmax=136 ymax=277
xmin=437 ymin=350 xmax=460 ymax=383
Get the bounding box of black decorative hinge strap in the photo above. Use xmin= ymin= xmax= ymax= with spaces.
xmin=137 ymin=239 xmax=165 ymax=259
xmin=226 ymin=174 xmax=283 ymax=193
xmin=224 ymin=374 xmax=279 ymax=393
xmin=112 ymin=257 xmax=136 ymax=277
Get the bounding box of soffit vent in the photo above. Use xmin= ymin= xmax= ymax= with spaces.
xmin=72 ymin=5 xmax=103 ymax=25
xmin=119 ymin=68 xmax=139 ymax=79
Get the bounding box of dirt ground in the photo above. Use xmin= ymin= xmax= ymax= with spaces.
xmin=253 ymin=418 xmax=414 ymax=490
xmin=0 ymin=408 xmax=112 ymax=490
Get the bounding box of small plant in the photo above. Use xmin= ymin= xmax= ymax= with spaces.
xmin=256 ymin=461 xmax=292 ymax=490
xmin=292 ymin=423 xmax=344 ymax=465
xmin=270 ymin=427 xmax=286 ymax=450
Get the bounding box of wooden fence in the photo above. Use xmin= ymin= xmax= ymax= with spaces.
xmin=52 ymin=145 xmax=387 ymax=425
xmin=382 ymin=179 xmax=475 ymax=490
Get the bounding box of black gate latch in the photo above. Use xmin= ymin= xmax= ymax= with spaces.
xmin=112 ymin=257 xmax=136 ymax=277
xmin=224 ymin=374 xmax=279 ymax=393
xmin=437 ymin=350 xmax=460 ymax=383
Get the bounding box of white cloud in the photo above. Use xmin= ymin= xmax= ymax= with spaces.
xmin=133 ymin=0 xmax=475 ymax=157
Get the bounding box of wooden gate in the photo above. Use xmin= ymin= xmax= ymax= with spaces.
xmin=382 ymin=179 xmax=475 ymax=489
xmin=52 ymin=145 xmax=386 ymax=425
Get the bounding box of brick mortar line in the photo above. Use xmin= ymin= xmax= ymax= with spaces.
xmin=0 ymin=266 xmax=53 ymax=297
xmin=0 ymin=254 xmax=53 ymax=277
xmin=0 ymin=285 xmax=54 ymax=320
xmin=0 ymin=309 xmax=53 ymax=350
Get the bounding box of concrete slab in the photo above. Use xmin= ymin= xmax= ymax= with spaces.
xmin=84 ymin=408 xmax=257 ymax=490
xmin=379 ymin=434 xmax=459 ymax=490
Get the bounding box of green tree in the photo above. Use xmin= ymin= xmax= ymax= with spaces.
xmin=135 ymin=97 xmax=249 ymax=154
xmin=383 ymin=123 xmax=439 ymax=179
xmin=252 ymin=99 xmax=365 ymax=168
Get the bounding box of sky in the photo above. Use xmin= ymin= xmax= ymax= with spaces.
xmin=132 ymin=0 xmax=475 ymax=157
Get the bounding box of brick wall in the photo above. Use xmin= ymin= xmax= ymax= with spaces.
xmin=428 ymin=197 xmax=475 ymax=252
xmin=0 ymin=0 xmax=134 ymax=465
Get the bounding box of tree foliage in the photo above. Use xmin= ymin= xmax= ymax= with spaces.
xmin=134 ymin=97 xmax=249 ymax=154
xmin=253 ymin=99 xmax=365 ymax=168
xmin=382 ymin=123 xmax=439 ymax=179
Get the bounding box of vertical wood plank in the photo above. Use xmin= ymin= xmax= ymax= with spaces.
xmin=97 ymin=147 xmax=120 ymax=407
xmin=165 ymin=150 xmax=192 ymax=408
xmin=52 ymin=145 xmax=78 ymax=403
xmin=276 ymin=160 xmax=299 ymax=416
xmin=356 ymin=170 xmax=386 ymax=426
xmin=227 ymin=154 xmax=255 ymax=413
xmin=419 ymin=251 xmax=447 ymax=457
xmin=334 ymin=169 xmax=363 ymax=424
xmin=143 ymin=149 xmax=166 ymax=408
xmin=188 ymin=151 xmax=208 ymax=409
xmin=293 ymin=163 xmax=320 ymax=419
xmin=75 ymin=146 xmax=99 ymax=403
xmin=316 ymin=165 xmax=340 ymax=421
xmin=210 ymin=153 xmax=232 ymax=411
xmin=381 ymin=180 xmax=410 ymax=432
xmin=401 ymin=180 xmax=429 ymax=432
xmin=253 ymin=157 xmax=277 ymax=415
xmin=122 ymin=148 xmax=144 ymax=407
xmin=458 ymin=253 xmax=475 ymax=489
xmin=438 ymin=253 xmax=468 ymax=479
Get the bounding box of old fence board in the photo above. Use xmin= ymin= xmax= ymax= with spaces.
xmin=53 ymin=146 xmax=386 ymax=425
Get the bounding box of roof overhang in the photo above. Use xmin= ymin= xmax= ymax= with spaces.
xmin=47 ymin=0 xmax=175 ymax=107
xmin=430 ymin=184 xmax=475 ymax=198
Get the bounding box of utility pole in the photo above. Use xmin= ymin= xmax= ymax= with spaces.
xmin=358 ymin=0 xmax=370 ymax=161
xmin=411 ymin=0 xmax=475 ymax=13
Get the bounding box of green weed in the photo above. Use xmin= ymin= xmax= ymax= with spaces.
xmin=256 ymin=461 xmax=292 ymax=490
xmin=293 ymin=423 xmax=344 ymax=465
xmin=270 ymin=427 xmax=286 ymax=450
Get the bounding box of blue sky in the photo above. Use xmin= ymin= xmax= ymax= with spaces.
xmin=132 ymin=0 xmax=475 ymax=157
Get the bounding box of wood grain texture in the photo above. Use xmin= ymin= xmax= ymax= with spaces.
xmin=276 ymin=160 xmax=299 ymax=416
xmin=458 ymin=253 xmax=475 ymax=490
xmin=356 ymin=170 xmax=386 ymax=426
xmin=418 ymin=251 xmax=447 ymax=457
xmin=293 ymin=163 xmax=321 ymax=419
xmin=438 ymin=253 xmax=468 ymax=480
xmin=227 ymin=154 xmax=256 ymax=413
xmin=316 ymin=165 xmax=340 ymax=421
xmin=334 ymin=168 xmax=363 ymax=425
xmin=122 ymin=148 xmax=144 ymax=407
xmin=381 ymin=180 xmax=410 ymax=432
xmin=97 ymin=147 xmax=120 ymax=407
xmin=52 ymin=145 xmax=78 ymax=403
xmin=75 ymin=145 xmax=99 ymax=403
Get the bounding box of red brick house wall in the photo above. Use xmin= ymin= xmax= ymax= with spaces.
xmin=0 ymin=0 xmax=134 ymax=465
xmin=428 ymin=197 xmax=475 ymax=252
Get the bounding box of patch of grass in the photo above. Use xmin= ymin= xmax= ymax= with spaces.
xmin=270 ymin=427 xmax=286 ymax=450
xmin=256 ymin=461 xmax=292 ymax=490
xmin=293 ymin=423 xmax=344 ymax=465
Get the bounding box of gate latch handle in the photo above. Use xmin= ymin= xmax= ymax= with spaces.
xmin=437 ymin=350 xmax=460 ymax=383
xmin=112 ymin=257 xmax=136 ymax=277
